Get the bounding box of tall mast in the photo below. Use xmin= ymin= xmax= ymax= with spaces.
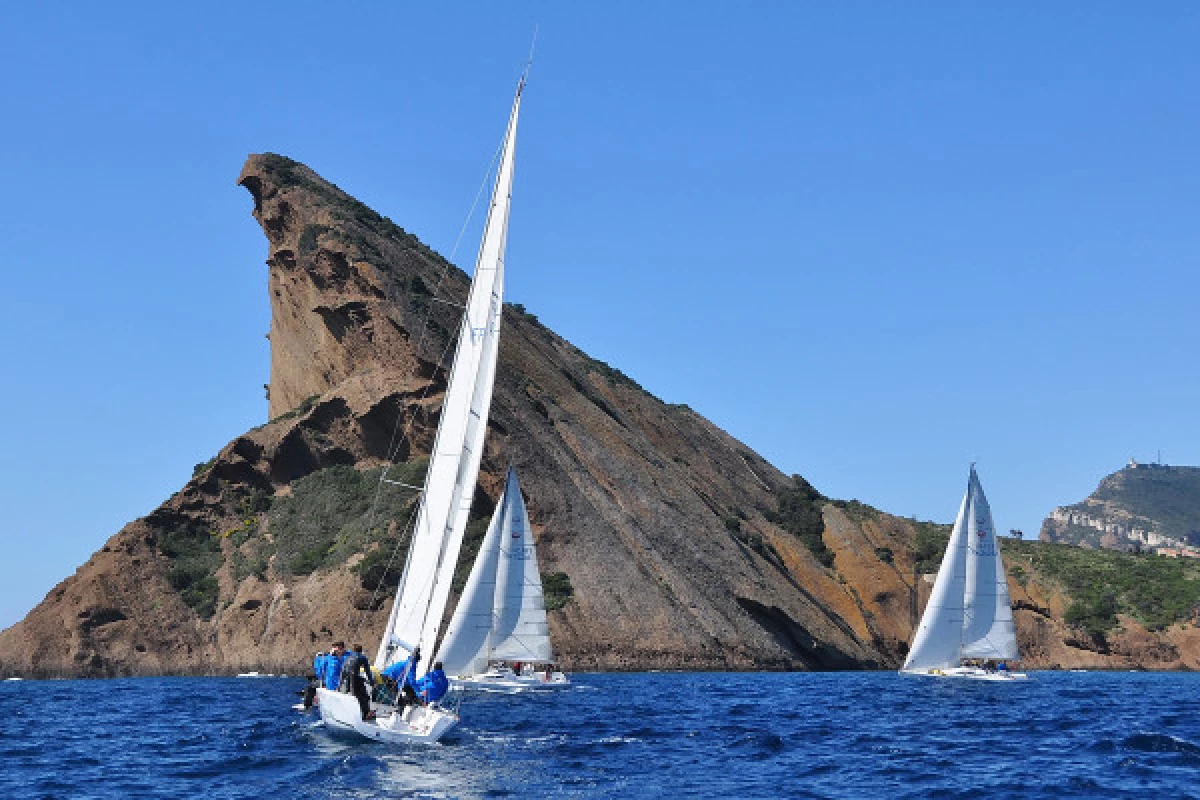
xmin=376 ymin=76 xmax=525 ymax=668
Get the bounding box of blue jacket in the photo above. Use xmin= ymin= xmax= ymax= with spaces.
xmin=313 ymin=652 xmax=328 ymax=679
xmin=381 ymin=653 xmax=420 ymax=689
xmin=321 ymin=651 xmax=348 ymax=690
xmin=415 ymin=669 xmax=450 ymax=704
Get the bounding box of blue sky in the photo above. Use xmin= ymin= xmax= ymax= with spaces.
xmin=1 ymin=3 xmax=1197 ymax=630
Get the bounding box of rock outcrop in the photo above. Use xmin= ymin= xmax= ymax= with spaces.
xmin=1041 ymin=462 xmax=1200 ymax=555
xmin=2 ymin=155 xmax=1197 ymax=677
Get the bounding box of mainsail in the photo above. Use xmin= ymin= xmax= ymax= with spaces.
xmin=903 ymin=466 xmax=1018 ymax=671
xmin=436 ymin=467 xmax=554 ymax=676
xmin=376 ymin=77 xmax=524 ymax=670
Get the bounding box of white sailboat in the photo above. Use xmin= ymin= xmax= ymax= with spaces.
xmin=317 ymin=72 xmax=527 ymax=743
xmin=901 ymin=465 xmax=1028 ymax=681
xmin=436 ymin=466 xmax=570 ymax=690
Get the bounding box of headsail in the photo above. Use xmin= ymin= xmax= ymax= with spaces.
xmin=959 ymin=468 xmax=1018 ymax=659
xmin=435 ymin=475 xmax=508 ymax=677
xmin=376 ymin=77 xmax=524 ymax=670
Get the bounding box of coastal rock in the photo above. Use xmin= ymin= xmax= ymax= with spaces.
xmin=2 ymin=155 xmax=1196 ymax=677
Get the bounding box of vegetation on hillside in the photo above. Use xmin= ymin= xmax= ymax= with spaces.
xmin=542 ymin=572 xmax=574 ymax=611
xmin=1090 ymin=465 xmax=1200 ymax=539
xmin=158 ymin=519 xmax=222 ymax=619
xmin=764 ymin=476 xmax=835 ymax=568
xmin=912 ymin=521 xmax=952 ymax=574
xmin=269 ymin=460 xmax=427 ymax=577
xmin=1003 ymin=539 xmax=1200 ymax=636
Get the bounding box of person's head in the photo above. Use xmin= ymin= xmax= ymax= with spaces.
xmin=353 ymin=644 xmax=364 ymax=654
xmin=433 ymin=661 xmax=443 ymax=671
xmin=332 ymin=640 xmax=345 ymax=653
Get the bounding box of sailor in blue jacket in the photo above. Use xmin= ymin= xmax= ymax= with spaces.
xmin=415 ymin=661 xmax=450 ymax=705
xmin=321 ymin=641 xmax=349 ymax=690
xmin=381 ymin=647 xmax=421 ymax=710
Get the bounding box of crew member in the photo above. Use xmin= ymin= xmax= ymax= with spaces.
xmin=299 ymin=674 xmax=319 ymax=710
xmin=415 ymin=661 xmax=450 ymax=705
xmin=340 ymin=644 xmax=376 ymax=721
xmin=381 ymin=646 xmax=421 ymax=712
xmin=321 ymin=641 xmax=349 ymax=690
xmin=313 ymin=651 xmax=328 ymax=686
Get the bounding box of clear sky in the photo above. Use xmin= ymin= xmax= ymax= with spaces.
xmin=1 ymin=3 xmax=1197 ymax=630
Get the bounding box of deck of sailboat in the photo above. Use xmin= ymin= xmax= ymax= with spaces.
xmin=901 ymin=666 xmax=1029 ymax=681
xmin=316 ymin=688 xmax=459 ymax=744
xmin=450 ymin=667 xmax=571 ymax=691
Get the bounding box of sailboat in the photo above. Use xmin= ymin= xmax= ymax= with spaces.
xmin=901 ymin=466 xmax=1028 ymax=681
xmin=316 ymin=72 xmax=527 ymax=743
xmin=436 ymin=466 xmax=570 ymax=690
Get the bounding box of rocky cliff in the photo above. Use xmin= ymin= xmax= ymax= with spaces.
xmin=1041 ymin=462 xmax=1200 ymax=554
xmin=2 ymin=155 xmax=1197 ymax=677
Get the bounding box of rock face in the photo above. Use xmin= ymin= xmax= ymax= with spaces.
xmin=1041 ymin=462 xmax=1200 ymax=555
xmin=2 ymin=155 xmax=1197 ymax=677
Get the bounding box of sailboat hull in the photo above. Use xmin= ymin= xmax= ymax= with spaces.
xmin=900 ymin=667 xmax=1029 ymax=681
xmin=451 ymin=670 xmax=571 ymax=691
xmin=316 ymin=688 xmax=459 ymax=744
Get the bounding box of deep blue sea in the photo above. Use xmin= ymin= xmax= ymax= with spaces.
xmin=2 ymin=672 xmax=1198 ymax=799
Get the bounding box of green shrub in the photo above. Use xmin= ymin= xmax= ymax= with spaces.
xmin=912 ymin=521 xmax=951 ymax=574
xmin=159 ymin=519 xmax=221 ymax=618
xmin=356 ymin=543 xmax=405 ymax=592
xmin=764 ymin=475 xmax=835 ymax=568
xmin=832 ymin=498 xmax=881 ymax=523
xmin=1004 ymin=538 xmax=1200 ymax=631
xmin=268 ymin=460 xmax=426 ymax=577
xmin=1064 ymin=590 xmax=1118 ymax=637
xmin=542 ymin=572 xmax=574 ymax=611
xmin=270 ymin=394 xmax=321 ymax=424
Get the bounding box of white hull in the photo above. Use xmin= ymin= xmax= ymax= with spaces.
xmin=901 ymin=667 xmax=1029 ymax=681
xmin=316 ymin=688 xmax=458 ymax=744
xmin=452 ymin=670 xmax=570 ymax=691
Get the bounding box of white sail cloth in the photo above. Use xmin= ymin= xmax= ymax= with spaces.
xmin=903 ymin=466 xmax=1018 ymax=671
xmin=376 ymin=81 xmax=524 ymax=671
xmin=437 ymin=467 xmax=553 ymax=676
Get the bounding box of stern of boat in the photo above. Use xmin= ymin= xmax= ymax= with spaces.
xmin=315 ymin=688 xmax=458 ymax=743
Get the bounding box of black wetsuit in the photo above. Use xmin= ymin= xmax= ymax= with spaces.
xmin=340 ymin=651 xmax=375 ymax=720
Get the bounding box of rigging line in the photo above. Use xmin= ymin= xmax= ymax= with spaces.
xmin=347 ymin=320 xmax=459 ymax=643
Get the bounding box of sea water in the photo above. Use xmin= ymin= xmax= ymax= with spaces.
xmin=1 ymin=671 xmax=1197 ymax=798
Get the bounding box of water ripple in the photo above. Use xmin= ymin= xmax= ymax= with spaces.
xmin=1 ymin=672 xmax=1199 ymax=797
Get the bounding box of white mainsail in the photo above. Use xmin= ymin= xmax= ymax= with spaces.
xmin=436 ymin=467 xmax=554 ymax=676
xmin=376 ymin=77 xmax=524 ymax=671
xmin=903 ymin=466 xmax=1019 ymax=672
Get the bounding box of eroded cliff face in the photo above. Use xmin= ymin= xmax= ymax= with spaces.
xmin=1041 ymin=463 xmax=1200 ymax=555
xmin=2 ymin=155 xmax=1196 ymax=677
